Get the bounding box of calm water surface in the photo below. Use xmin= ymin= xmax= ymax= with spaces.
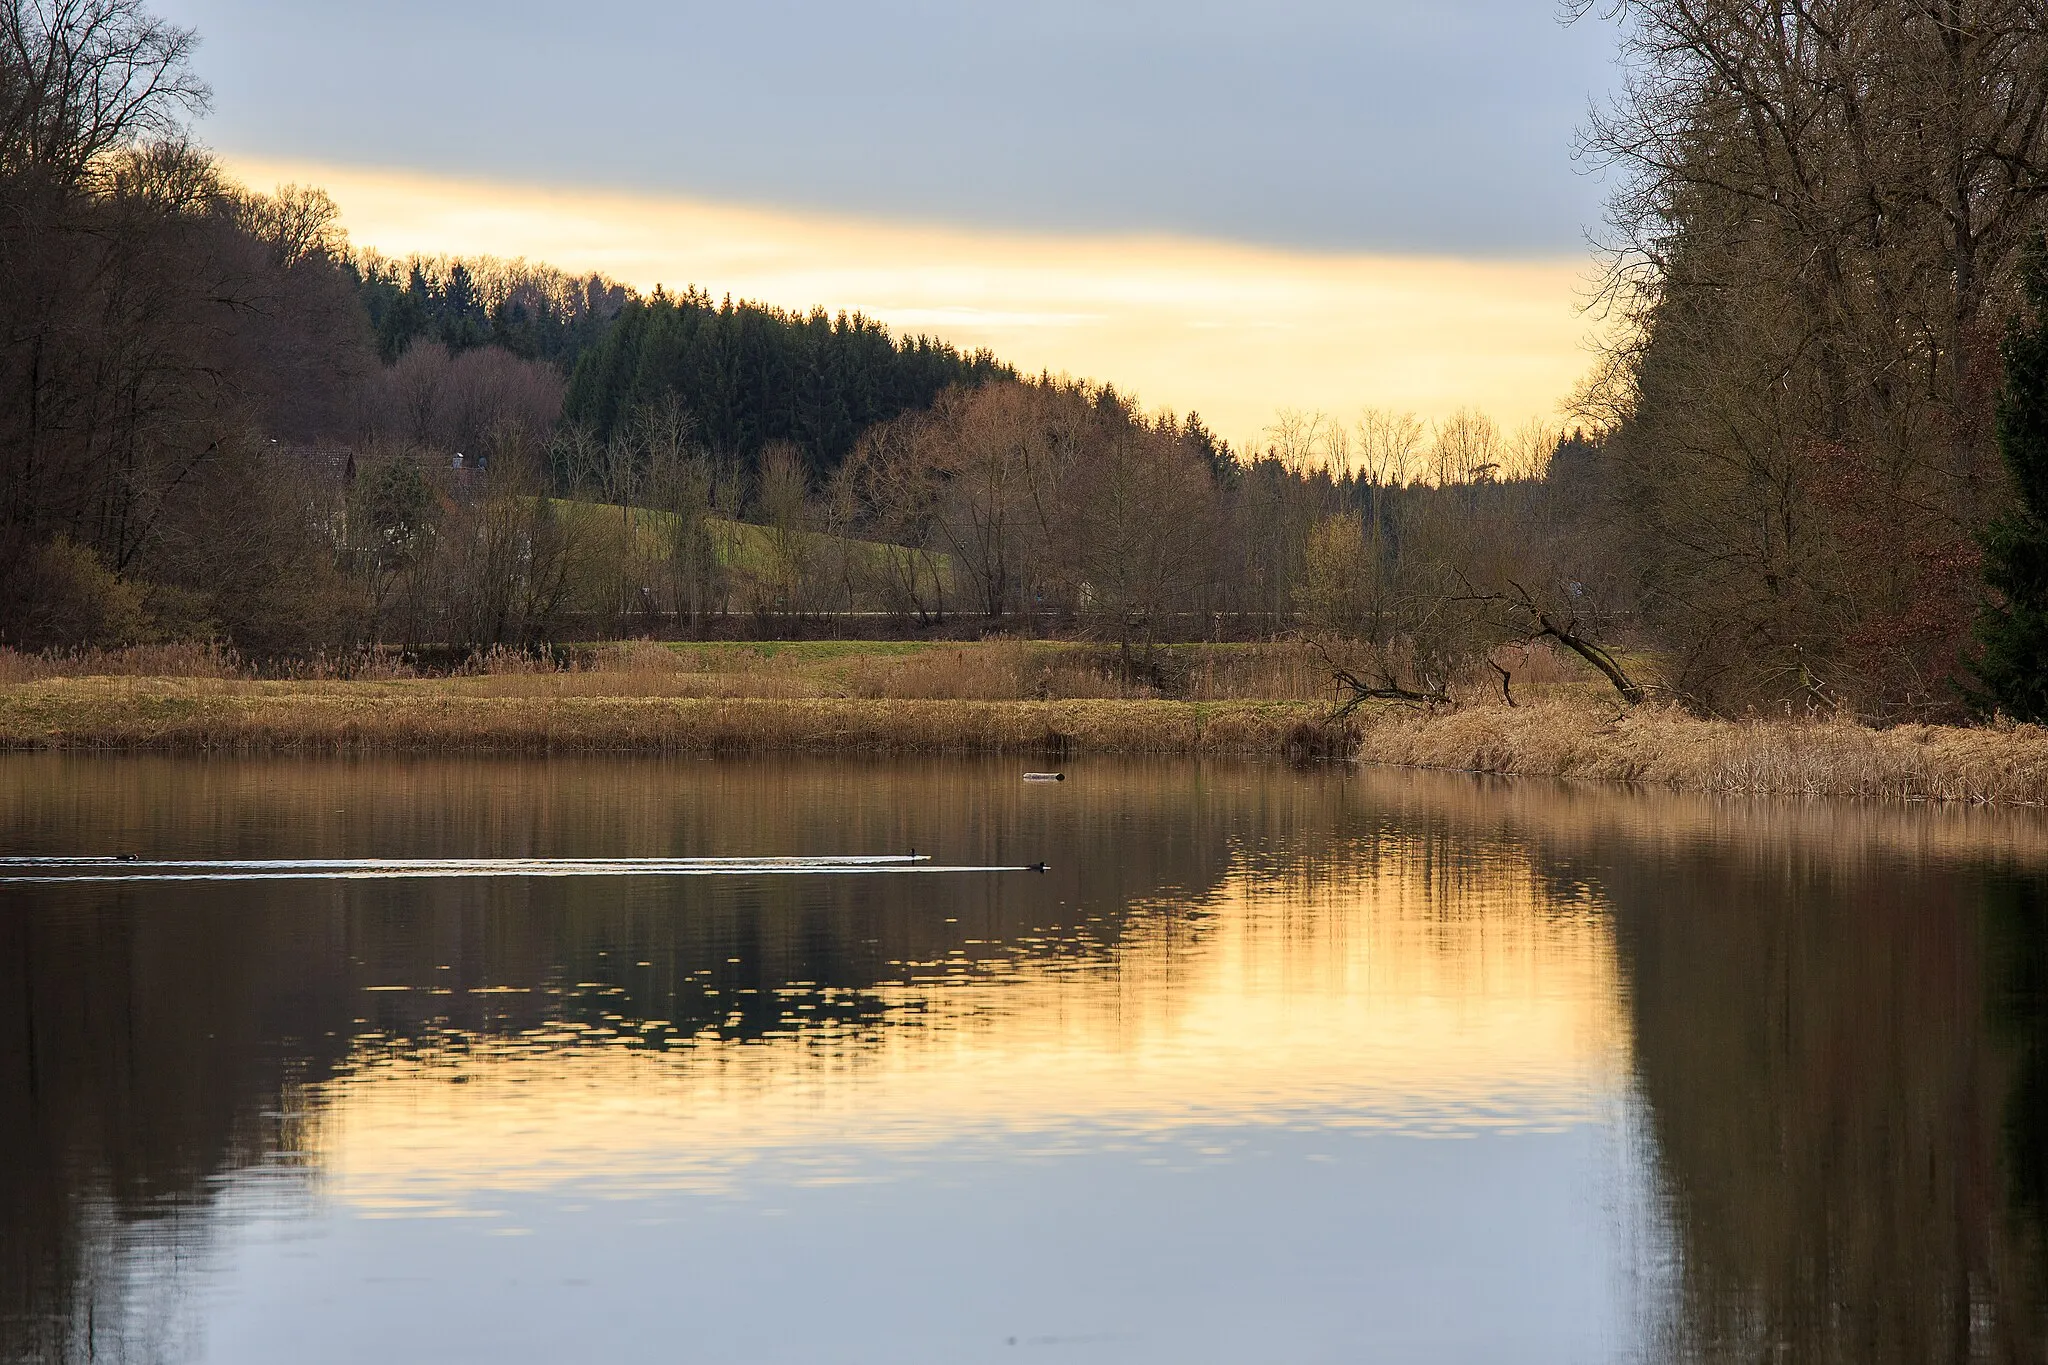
xmin=5 ymin=755 xmax=2048 ymax=1363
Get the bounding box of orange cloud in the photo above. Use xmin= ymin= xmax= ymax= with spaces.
xmin=227 ymin=157 xmax=1603 ymax=449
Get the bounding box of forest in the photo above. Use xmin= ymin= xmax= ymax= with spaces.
xmin=5 ymin=0 xmax=2048 ymax=723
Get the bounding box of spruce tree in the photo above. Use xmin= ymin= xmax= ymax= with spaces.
xmin=1975 ymin=234 xmax=2048 ymax=720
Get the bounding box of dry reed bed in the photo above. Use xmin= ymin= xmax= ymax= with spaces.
xmin=1355 ymin=702 xmax=2048 ymax=806
xmin=6 ymin=678 xmax=2048 ymax=806
xmin=0 ymin=677 xmax=1322 ymax=756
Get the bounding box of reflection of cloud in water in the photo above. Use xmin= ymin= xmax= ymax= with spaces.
xmin=25 ymin=757 xmax=2046 ymax=1360
xmin=317 ymin=840 xmax=1626 ymax=1212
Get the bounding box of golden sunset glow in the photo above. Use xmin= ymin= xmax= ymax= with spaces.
xmin=312 ymin=847 xmax=1626 ymax=1213
xmin=226 ymin=157 xmax=1601 ymax=446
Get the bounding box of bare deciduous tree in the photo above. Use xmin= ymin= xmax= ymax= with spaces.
xmin=1573 ymin=0 xmax=2048 ymax=713
xmin=0 ymin=0 xmax=207 ymax=188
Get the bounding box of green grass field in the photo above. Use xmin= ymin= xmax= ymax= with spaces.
xmin=557 ymin=500 xmax=963 ymax=599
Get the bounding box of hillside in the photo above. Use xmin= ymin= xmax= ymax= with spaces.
xmin=353 ymin=256 xmax=1016 ymax=473
xmin=554 ymin=499 xmax=963 ymax=616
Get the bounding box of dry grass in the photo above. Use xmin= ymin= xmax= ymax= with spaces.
xmin=626 ymin=639 xmax=1346 ymax=703
xmin=0 ymin=637 xmax=1575 ymax=704
xmin=0 ymin=642 xmax=245 ymax=684
xmin=0 ymin=639 xmax=1352 ymax=701
xmin=1355 ymin=700 xmax=2048 ymax=806
xmin=0 ymin=675 xmax=1329 ymax=756
xmin=6 ymin=643 xmax=2048 ymax=805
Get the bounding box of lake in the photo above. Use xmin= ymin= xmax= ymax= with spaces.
xmin=3 ymin=754 xmax=2047 ymax=1363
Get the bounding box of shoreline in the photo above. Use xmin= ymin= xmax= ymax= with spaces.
xmin=0 ymin=678 xmax=1331 ymax=758
xmin=3 ymin=677 xmax=2047 ymax=807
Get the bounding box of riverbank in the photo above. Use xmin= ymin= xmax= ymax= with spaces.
xmin=4 ymin=674 xmax=2047 ymax=805
xmin=1354 ymin=702 xmax=2048 ymax=807
xmin=0 ymin=677 xmax=1330 ymax=757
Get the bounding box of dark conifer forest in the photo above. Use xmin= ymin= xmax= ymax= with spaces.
xmin=354 ymin=255 xmax=631 ymax=369
xmin=559 ymin=291 xmax=1014 ymax=472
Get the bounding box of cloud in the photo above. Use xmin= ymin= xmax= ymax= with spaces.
xmin=231 ymin=156 xmax=1605 ymax=445
xmin=166 ymin=0 xmax=1620 ymax=254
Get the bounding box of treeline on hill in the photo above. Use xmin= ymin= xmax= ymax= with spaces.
xmin=9 ymin=0 xmax=2048 ymax=724
xmin=351 ymin=258 xmax=1013 ymax=475
xmin=561 ymin=292 xmax=1016 ymax=472
xmin=308 ymin=368 xmax=1584 ymax=664
xmin=355 ymin=252 xmax=630 ymax=369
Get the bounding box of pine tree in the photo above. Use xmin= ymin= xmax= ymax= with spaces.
xmin=558 ymin=293 xmax=1015 ymax=470
xmin=1974 ymin=234 xmax=2048 ymax=720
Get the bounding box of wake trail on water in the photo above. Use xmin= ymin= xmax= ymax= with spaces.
xmin=0 ymin=854 xmax=1049 ymax=881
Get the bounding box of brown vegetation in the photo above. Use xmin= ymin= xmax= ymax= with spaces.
xmin=0 ymin=637 xmax=1565 ymax=703
xmin=0 ymin=678 xmax=1326 ymax=757
xmin=3 ymin=640 xmax=2047 ymax=805
xmin=1354 ymin=702 xmax=2048 ymax=807
xmin=0 ymin=640 xmax=1343 ymax=755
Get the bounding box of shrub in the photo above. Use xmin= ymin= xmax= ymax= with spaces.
xmin=1 ymin=538 xmax=151 ymax=650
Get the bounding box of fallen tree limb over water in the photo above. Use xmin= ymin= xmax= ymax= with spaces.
xmin=3 ymin=681 xmax=2046 ymax=806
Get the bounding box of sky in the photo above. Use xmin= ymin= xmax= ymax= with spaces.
xmin=160 ymin=0 xmax=1625 ymax=445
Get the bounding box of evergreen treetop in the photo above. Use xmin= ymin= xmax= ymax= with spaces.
xmin=1973 ymin=233 xmax=2048 ymax=721
xmin=560 ymin=290 xmax=1015 ymax=473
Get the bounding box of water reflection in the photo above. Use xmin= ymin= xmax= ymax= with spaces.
xmin=1992 ymin=873 xmax=2048 ymax=1266
xmin=4 ymin=756 xmax=2048 ymax=1362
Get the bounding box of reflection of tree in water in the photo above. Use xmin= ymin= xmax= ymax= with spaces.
xmin=1292 ymin=774 xmax=2048 ymax=1362
xmin=1603 ymin=844 xmax=2048 ymax=1362
xmin=331 ymin=790 xmax=1249 ymax=1052
xmin=0 ymin=890 xmax=354 ymax=1364
xmin=1985 ymin=872 xmax=2048 ymax=1299
xmin=1 ymin=755 xmax=1329 ymax=1362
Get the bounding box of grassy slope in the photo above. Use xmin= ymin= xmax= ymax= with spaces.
xmin=559 ymin=501 xmax=961 ymax=593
